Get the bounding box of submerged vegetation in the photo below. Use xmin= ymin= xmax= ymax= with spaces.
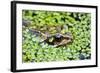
xmin=22 ymin=10 xmax=91 ymax=63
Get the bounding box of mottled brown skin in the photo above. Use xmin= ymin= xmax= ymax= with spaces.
xmin=42 ymin=33 xmax=73 ymax=47
xmin=54 ymin=35 xmax=73 ymax=47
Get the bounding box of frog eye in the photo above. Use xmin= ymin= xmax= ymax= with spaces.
xmin=55 ymin=33 xmax=62 ymax=39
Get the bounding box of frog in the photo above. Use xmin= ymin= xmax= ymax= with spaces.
xmin=29 ymin=29 xmax=73 ymax=47
xmin=42 ymin=32 xmax=73 ymax=47
xmin=22 ymin=19 xmax=73 ymax=47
